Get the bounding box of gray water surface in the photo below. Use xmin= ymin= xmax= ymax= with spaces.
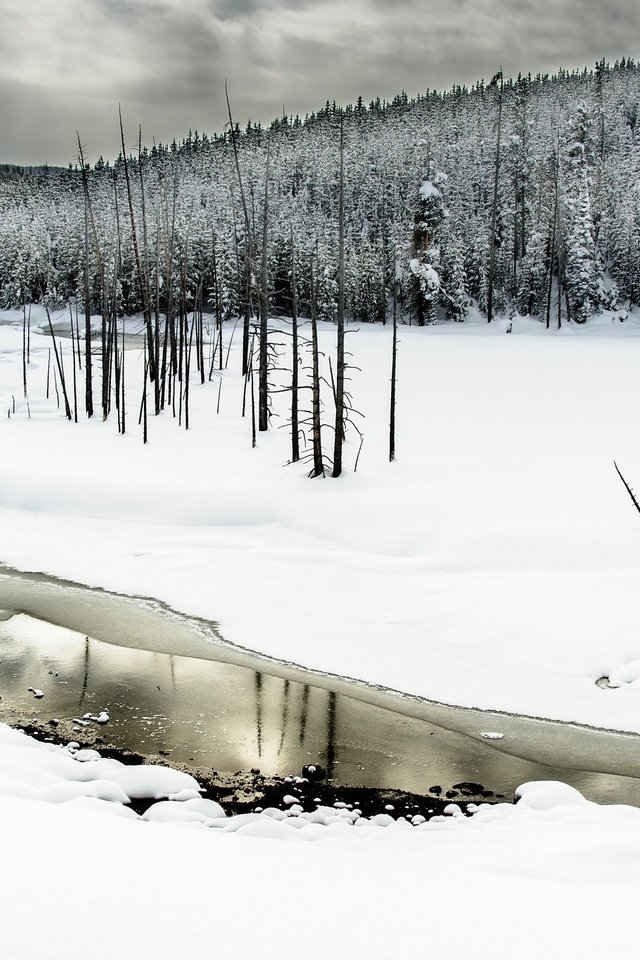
xmin=1 ymin=566 xmax=640 ymax=804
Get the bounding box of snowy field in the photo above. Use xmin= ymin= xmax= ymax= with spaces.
xmin=2 ymin=306 xmax=640 ymax=956
xmin=2 ymin=306 xmax=640 ymax=730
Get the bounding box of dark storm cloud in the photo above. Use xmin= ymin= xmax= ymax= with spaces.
xmin=1 ymin=0 xmax=639 ymax=165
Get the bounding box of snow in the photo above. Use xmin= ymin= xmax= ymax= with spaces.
xmin=608 ymin=658 xmax=640 ymax=687
xmin=2 ymin=307 xmax=640 ymax=734
xmin=2 ymin=721 xmax=640 ymax=955
xmin=419 ymin=179 xmax=441 ymax=199
xmin=409 ymin=255 xmax=440 ymax=292
xmin=3 ymin=306 xmax=640 ymax=954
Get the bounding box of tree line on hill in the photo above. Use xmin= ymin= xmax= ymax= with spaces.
xmin=0 ymin=58 xmax=638 ymax=330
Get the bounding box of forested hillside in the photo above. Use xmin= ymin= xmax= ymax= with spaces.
xmin=1 ymin=59 xmax=639 ymax=325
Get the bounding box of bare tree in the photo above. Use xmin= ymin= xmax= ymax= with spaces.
xmin=290 ymin=225 xmax=300 ymax=462
xmin=487 ymin=68 xmax=503 ymax=324
xmin=259 ymin=138 xmax=271 ymax=432
xmin=119 ymin=107 xmax=155 ymax=386
xmin=225 ymin=83 xmax=253 ymax=378
xmin=332 ymin=114 xmax=346 ymax=478
xmin=77 ymin=138 xmax=94 ymax=418
xmin=546 ymin=143 xmax=560 ymax=330
xmin=614 ymin=461 xmax=640 ymax=516
xmin=309 ymin=256 xmax=324 ymax=478
xmin=389 ymin=277 xmax=398 ymax=462
xmin=42 ymin=301 xmax=72 ymax=420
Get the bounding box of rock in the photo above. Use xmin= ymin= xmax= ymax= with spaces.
xmin=302 ymin=764 xmax=325 ymax=781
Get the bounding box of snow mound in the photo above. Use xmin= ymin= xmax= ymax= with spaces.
xmin=514 ymin=781 xmax=590 ymax=810
xmin=608 ymin=659 xmax=640 ymax=687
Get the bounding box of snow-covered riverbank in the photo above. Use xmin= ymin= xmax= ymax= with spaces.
xmin=3 ymin=306 xmax=640 ymax=957
xmin=2 ymin=307 xmax=640 ymax=731
xmin=2 ymin=721 xmax=640 ymax=960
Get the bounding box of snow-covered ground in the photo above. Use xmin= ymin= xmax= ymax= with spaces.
xmin=2 ymin=722 xmax=640 ymax=960
xmin=2 ymin=306 xmax=640 ymax=730
xmin=2 ymin=306 xmax=640 ymax=956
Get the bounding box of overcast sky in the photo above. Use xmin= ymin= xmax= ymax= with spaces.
xmin=1 ymin=0 xmax=638 ymax=166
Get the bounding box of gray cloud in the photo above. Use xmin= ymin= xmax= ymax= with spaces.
xmin=0 ymin=0 xmax=638 ymax=165
xmin=212 ymin=0 xmax=315 ymax=21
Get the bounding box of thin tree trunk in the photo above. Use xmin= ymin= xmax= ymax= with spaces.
xmin=545 ymin=141 xmax=560 ymax=329
xmin=83 ymin=200 xmax=93 ymax=417
xmin=121 ymin=311 xmax=126 ymax=434
xmin=44 ymin=304 xmax=72 ymax=420
xmin=290 ymin=225 xmax=299 ymax=462
xmin=137 ymin=126 xmax=158 ymax=413
xmin=310 ymin=257 xmax=324 ymax=478
xmin=140 ymin=336 xmax=148 ymax=444
xmin=487 ymin=69 xmax=503 ymax=324
xmin=77 ymin=134 xmax=103 ymax=417
xmin=249 ymin=338 xmax=257 ymax=449
xmin=22 ymin=304 xmax=27 ymax=398
xmin=119 ymin=106 xmax=155 ymax=385
xmin=225 ymin=84 xmax=253 ymax=378
xmin=212 ymin=230 xmax=223 ymax=371
xmin=332 ymin=114 xmax=346 ymax=478
xmin=389 ymin=281 xmax=397 ymax=462
xmin=259 ymin=138 xmax=271 ymax=432
xmin=70 ymin=305 xmax=78 ymax=423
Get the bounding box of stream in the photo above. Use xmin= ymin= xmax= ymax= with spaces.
xmin=1 ymin=565 xmax=640 ymax=808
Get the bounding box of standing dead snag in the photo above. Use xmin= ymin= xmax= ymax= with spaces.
xmin=389 ymin=279 xmax=398 ymax=462
xmin=21 ymin=304 xmax=28 ymax=399
xmin=332 ymin=114 xmax=346 ymax=478
xmin=119 ymin=107 xmax=156 ymax=388
xmin=69 ymin=306 xmax=78 ymax=423
xmin=487 ymin=68 xmax=503 ymax=324
xmin=290 ymin=225 xmax=300 ymax=463
xmin=614 ymin=461 xmax=640 ymax=516
xmin=225 ymin=82 xmax=253 ymax=379
xmin=43 ymin=301 xmax=72 ymax=421
xmin=546 ymin=141 xmax=560 ymax=331
xmin=210 ymin=229 xmax=223 ymax=374
xmin=309 ymin=256 xmax=324 ymax=478
xmin=77 ymin=138 xmax=93 ymax=418
xmin=259 ymin=138 xmax=271 ymax=432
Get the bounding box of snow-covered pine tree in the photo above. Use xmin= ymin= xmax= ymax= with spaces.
xmin=561 ymin=103 xmax=603 ymax=323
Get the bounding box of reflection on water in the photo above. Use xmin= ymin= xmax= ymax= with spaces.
xmin=3 ymin=612 xmax=640 ymax=804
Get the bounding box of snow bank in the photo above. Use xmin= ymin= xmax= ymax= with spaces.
xmin=1 ymin=722 xmax=640 ymax=958
xmin=0 ymin=724 xmax=201 ymax=805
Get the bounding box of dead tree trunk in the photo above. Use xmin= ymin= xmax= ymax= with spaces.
xmin=290 ymin=225 xmax=300 ymax=462
xmin=43 ymin=303 xmax=72 ymax=420
xmin=77 ymin=134 xmax=103 ymax=418
xmin=389 ymin=280 xmax=398 ymax=462
xmin=309 ymin=257 xmax=324 ymax=478
xmin=259 ymin=138 xmax=271 ymax=432
xmin=22 ymin=304 xmax=28 ymax=399
xmin=332 ymin=114 xmax=346 ymax=478
xmin=70 ymin=305 xmax=78 ymax=423
xmin=487 ymin=69 xmax=503 ymax=324
xmin=546 ymin=145 xmax=560 ymax=331
xmin=119 ymin=106 xmax=155 ymax=385
xmin=83 ymin=199 xmax=93 ymax=417
xmin=225 ymin=83 xmax=253 ymax=378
